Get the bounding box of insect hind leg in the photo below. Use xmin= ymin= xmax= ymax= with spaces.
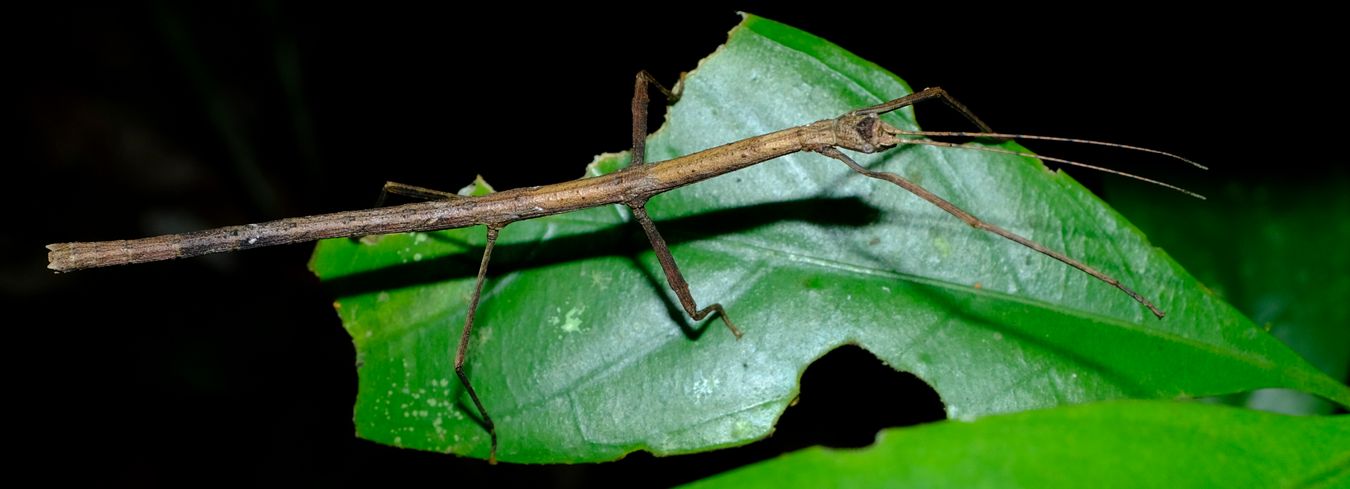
xmin=374 ymin=181 xmax=461 ymax=207
xmin=453 ymin=224 xmax=504 ymax=463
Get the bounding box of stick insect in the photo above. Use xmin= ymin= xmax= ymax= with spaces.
xmin=47 ymin=70 xmax=1202 ymax=463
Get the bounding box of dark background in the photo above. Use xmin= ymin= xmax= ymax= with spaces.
xmin=9 ymin=3 xmax=1342 ymax=486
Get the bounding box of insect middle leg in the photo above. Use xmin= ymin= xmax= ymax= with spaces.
xmin=366 ymin=180 xmax=503 ymax=461
xmin=627 ymin=71 xmax=741 ymax=338
xmin=631 ymin=70 xmax=679 ymax=167
xmin=627 ymin=202 xmax=742 ymax=338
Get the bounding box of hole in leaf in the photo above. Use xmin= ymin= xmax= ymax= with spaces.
xmin=770 ymin=344 xmax=946 ymax=449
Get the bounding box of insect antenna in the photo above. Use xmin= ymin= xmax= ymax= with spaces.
xmin=887 ymin=128 xmax=1207 ymax=170
xmin=883 ymin=128 xmax=1207 ymax=200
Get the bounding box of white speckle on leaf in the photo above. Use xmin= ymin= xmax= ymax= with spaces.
xmin=731 ymin=420 xmax=754 ymax=438
xmin=589 ymin=270 xmax=612 ymax=289
xmin=560 ymin=306 xmax=586 ymax=333
xmin=377 ymin=291 xmax=390 ymax=302
xmin=413 ymin=232 xmax=428 ymax=244
xmin=881 ymin=285 xmax=891 ymax=293
xmin=413 ymin=253 xmax=423 ymax=262
xmin=932 ymin=236 xmax=951 ymax=257
xmin=993 ymin=332 xmax=1004 ymax=341
xmin=690 ymin=374 xmax=719 ymax=399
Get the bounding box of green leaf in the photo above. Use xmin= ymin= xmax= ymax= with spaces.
xmin=1104 ymin=173 xmax=1350 ymax=414
xmin=308 ymin=14 xmax=1349 ymax=462
xmin=679 ymin=401 xmax=1350 ymax=488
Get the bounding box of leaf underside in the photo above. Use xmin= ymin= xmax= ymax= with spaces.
xmin=309 ymin=14 xmax=1349 ymax=463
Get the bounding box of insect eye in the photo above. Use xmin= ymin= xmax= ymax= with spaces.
xmin=854 ymin=114 xmax=879 ymax=138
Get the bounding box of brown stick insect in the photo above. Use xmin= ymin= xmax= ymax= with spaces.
xmin=46 ymin=70 xmax=1203 ymax=463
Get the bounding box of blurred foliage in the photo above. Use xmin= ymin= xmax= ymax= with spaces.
xmin=1105 ymin=171 xmax=1350 ymax=414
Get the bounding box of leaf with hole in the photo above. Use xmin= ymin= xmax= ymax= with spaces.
xmin=309 ymin=14 xmax=1350 ymax=462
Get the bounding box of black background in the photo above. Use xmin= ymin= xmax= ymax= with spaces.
xmin=9 ymin=2 xmax=1342 ymax=486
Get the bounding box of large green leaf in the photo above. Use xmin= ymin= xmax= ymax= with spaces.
xmin=680 ymin=400 xmax=1350 ymax=488
xmin=308 ymin=14 xmax=1349 ymax=463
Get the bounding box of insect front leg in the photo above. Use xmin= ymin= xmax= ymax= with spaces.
xmin=812 ymin=145 xmax=1164 ymax=318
